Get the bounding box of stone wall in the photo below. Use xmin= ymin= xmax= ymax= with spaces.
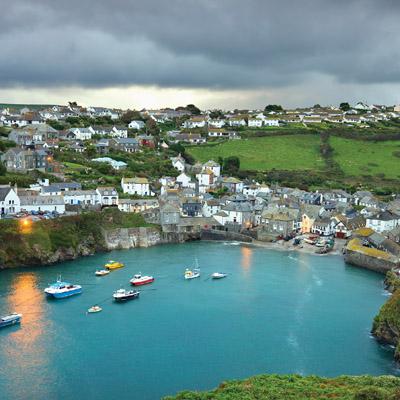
xmin=344 ymin=249 xmax=399 ymax=274
xmin=200 ymin=229 xmax=253 ymax=243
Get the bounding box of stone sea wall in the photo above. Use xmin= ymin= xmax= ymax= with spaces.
xmin=344 ymin=249 xmax=399 ymax=274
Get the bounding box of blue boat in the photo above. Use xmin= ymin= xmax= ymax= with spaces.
xmin=44 ymin=277 xmax=82 ymax=299
xmin=0 ymin=313 xmax=22 ymax=329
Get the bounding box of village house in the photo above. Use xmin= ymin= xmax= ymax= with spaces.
xmin=366 ymin=211 xmax=400 ymax=233
xmin=128 ymin=120 xmax=145 ymax=130
xmin=67 ymin=127 xmax=94 ymax=140
xmin=170 ymin=154 xmax=186 ymax=172
xmin=118 ymin=199 xmax=159 ymax=213
xmin=92 ymin=157 xmax=127 ymax=170
xmin=63 ymin=190 xmax=100 ymax=207
xmin=202 ymin=160 xmax=221 ymax=177
xmin=182 ymin=116 xmax=208 ymax=129
xmin=202 ymin=199 xmax=222 ymax=217
xmin=300 ymin=204 xmax=323 ymax=233
xmin=311 ymin=217 xmax=337 ymax=236
xmin=248 ymin=117 xmax=263 ymax=128
xmin=222 ymin=201 xmax=253 ymax=228
xmin=220 ymin=177 xmax=244 ymax=193
xmin=96 ymin=187 xmax=119 ymax=206
xmin=196 ymin=169 xmax=215 ymax=193
xmin=0 ymin=186 xmax=20 ymax=215
xmin=19 ymin=194 xmax=65 ymax=214
xmin=260 ymin=211 xmax=296 ymax=238
xmin=263 ymin=118 xmax=280 ymax=126
xmin=41 ymin=182 xmax=81 ymax=196
xmin=227 ymin=116 xmax=247 ymax=127
xmin=2 ymin=148 xmax=49 ymax=172
xmin=208 ymin=119 xmax=226 ymax=128
xmin=110 ymin=138 xmax=139 ymax=153
xmin=175 ymin=133 xmax=206 ymax=144
xmin=181 ymin=197 xmax=203 ymax=217
xmin=333 ymin=214 xmax=366 ymax=238
xmin=176 ymin=172 xmax=192 ymax=188
xmin=121 ymin=177 xmax=154 ymax=197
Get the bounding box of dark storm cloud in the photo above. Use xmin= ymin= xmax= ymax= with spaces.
xmin=1 ymin=0 xmax=400 ymax=89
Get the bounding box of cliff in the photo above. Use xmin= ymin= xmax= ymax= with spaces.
xmin=0 ymin=209 xmax=165 ymax=269
xmin=164 ymin=374 xmax=400 ymax=400
xmin=372 ymin=270 xmax=400 ymax=363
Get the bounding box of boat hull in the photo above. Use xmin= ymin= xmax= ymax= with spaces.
xmin=45 ymin=288 xmax=82 ymax=299
xmin=130 ymin=278 xmax=154 ymax=286
xmin=113 ymin=293 xmax=140 ymax=302
xmin=0 ymin=317 xmax=21 ymax=329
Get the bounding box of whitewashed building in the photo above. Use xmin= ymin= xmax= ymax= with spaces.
xmin=366 ymin=211 xmax=400 ymax=233
xmin=96 ymin=187 xmax=119 ymax=206
xmin=121 ymin=177 xmax=154 ymax=196
xmin=0 ymin=186 xmax=20 ymax=215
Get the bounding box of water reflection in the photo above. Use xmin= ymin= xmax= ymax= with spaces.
xmin=241 ymin=246 xmax=253 ymax=271
xmin=0 ymin=273 xmax=54 ymax=398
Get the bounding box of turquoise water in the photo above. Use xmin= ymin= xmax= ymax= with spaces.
xmin=0 ymin=242 xmax=397 ymax=399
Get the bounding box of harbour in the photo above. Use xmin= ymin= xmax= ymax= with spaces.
xmin=0 ymin=241 xmax=398 ymax=399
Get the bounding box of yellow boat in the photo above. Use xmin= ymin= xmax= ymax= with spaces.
xmin=104 ymin=260 xmax=124 ymax=270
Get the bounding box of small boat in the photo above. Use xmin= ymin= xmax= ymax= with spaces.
xmin=87 ymin=305 xmax=102 ymax=313
xmin=184 ymin=268 xmax=200 ymax=280
xmin=113 ymin=288 xmax=140 ymax=302
xmin=95 ymin=269 xmax=110 ymax=276
xmin=211 ymin=272 xmax=227 ymax=279
xmin=0 ymin=313 xmax=22 ymax=329
xmin=130 ymin=274 xmax=154 ymax=286
xmin=44 ymin=277 xmax=82 ymax=299
xmin=104 ymin=260 xmax=124 ymax=270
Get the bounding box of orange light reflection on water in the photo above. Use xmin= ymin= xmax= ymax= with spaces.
xmin=1 ymin=272 xmax=54 ymax=397
xmin=241 ymin=246 xmax=253 ymax=272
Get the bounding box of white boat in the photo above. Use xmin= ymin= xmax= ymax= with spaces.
xmin=185 ymin=258 xmax=201 ymax=280
xmin=44 ymin=277 xmax=82 ymax=299
xmin=184 ymin=268 xmax=200 ymax=280
xmin=113 ymin=288 xmax=140 ymax=301
xmin=0 ymin=313 xmax=22 ymax=328
xmin=211 ymin=272 xmax=227 ymax=279
xmin=95 ymin=269 xmax=110 ymax=276
xmin=130 ymin=274 xmax=154 ymax=286
xmin=88 ymin=305 xmax=102 ymax=313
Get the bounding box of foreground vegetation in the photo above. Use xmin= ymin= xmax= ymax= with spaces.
xmin=373 ymin=271 xmax=400 ymax=362
xmin=164 ymin=374 xmax=400 ymax=400
xmin=0 ymin=208 xmax=154 ymax=268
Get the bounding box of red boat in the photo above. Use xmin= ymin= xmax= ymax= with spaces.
xmin=130 ymin=274 xmax=154 ymax=286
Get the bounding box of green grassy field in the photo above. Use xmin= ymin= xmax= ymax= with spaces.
xmin=330 ymin=137 xmax=400 ymax=179
xmin=187 ymin=135 xmax=324 ymax=171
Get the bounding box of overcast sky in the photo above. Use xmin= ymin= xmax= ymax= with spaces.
xmin=1 ymin=0 xmax=400 ymax=109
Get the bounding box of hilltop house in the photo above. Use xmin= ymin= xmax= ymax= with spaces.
xmin=202 ymin=160 xmax=221 ymax=177
xmin=2 ymin=148 xmax=49 ymax=172
xmin=170 ymin=154 xmax=186 ymax=172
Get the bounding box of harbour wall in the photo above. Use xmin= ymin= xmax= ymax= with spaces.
xmin=200 ymin=229 xmax=253 ymax=243
xmin=344 ymin=249 xmax=399 ymax=274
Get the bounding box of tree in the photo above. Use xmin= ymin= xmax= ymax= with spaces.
xmin=120 ymin=110 xmax=142 ymax=124
xmin=223 ymin=156 xmax=240 ymax=175
xmin=264 ymin=104 xmax=283 ymax=113
xmin=0 ymin=161 xmax=6 ymax=176
xmin=185 ymin=104 xmax=201 ymax=115
xmin=145 ymin=118 xmax=160 ymax=136
xmin=313 ymin=104 xmax=321 ymax=108
xmin=339 ymin=102 xmax=351 ymax=111
xmin=209 ymin=109 xmax=224 ymax=119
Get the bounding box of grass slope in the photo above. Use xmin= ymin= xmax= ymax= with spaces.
xmin=330 ymin=137 xmax=400 ymax=179
xmin=187 ymin=135 xmax=324 ymax=171
xmin=165 ymin=374 xmax=400 ymax=400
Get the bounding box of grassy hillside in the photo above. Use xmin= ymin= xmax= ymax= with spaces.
xmin=187 ymin=135 xmax=324 ymax=171
xmin=330 ymin=137 xmax=400 ymax=179
xmin=164 ymin=374 xmax=400 ymax=400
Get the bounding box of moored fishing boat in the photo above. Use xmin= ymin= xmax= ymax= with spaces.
xmin=0 ymin=313 xmax=22 ymax=329
xmin=95 ymin=269 xmax=110 ymax=276
xmin=104 ymin=260 xmax=124 ymax=270
xmin=211 ymin=272 xmax=227 ymax=279
xmin=130 ymin=274 xmax=154 ymax=286
xmin=113 ymin=288 xmax=140 ymax=302
xmin=44 ymin=277 xmax=82 ymax=299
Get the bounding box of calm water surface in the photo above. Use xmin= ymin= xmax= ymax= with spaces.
xmin=0 ymin=242 xmax=397 ymax=399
